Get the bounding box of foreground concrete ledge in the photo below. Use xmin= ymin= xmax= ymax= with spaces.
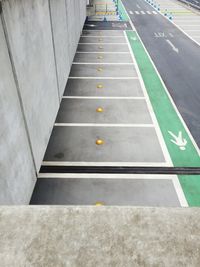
xmin=0 ymin=207 xmax=200 ymax=266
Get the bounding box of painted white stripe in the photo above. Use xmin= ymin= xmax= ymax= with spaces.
xmin=152 ymin=11 xmax=157 ymax=14
xmin=62 ymin=96 xmax=144 ymax=99
xmin=172 ymin=176 xmax=188 ymax=207
xmin=72 ymin=62 xmax=135 ymax=65
xmin=54 ymin=123 xmax=154 ymax=127
xmin=42 ymin=161 xmax=168 ymax=167
xmin=124 ymin=31 xmax=173 ymax=166
xmin=79 ymin=43 xmax=128 ymax=45
xmin=129 ymin=11 xmax=133 ymax=14
xmin=135 ymin=11 xmax=140 ymax=14
xmin=146 ymin=11 xmax=151 ymax=14
xmin=141 ymin=11 xmax=146 ymax=14
xmin=136 ymin=4 xmax=141 ymax=9
xmin=69 ymin=77 xmax=139 ymax=79
xmin=81 ymin=35 xmax=125 ymax=38
xmin=76 ymin=51 xmax=130 ymax=54
xmin=38 ymin=173 xmax=178 ymax=180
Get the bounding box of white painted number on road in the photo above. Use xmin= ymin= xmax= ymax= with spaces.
xmin=154 ymin=32 xmax=166 ymax=38
xmin=168 ymin=131 xmax=187 ymax=150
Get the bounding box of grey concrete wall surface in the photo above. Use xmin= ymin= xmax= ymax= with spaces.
xmin=0 ymin=206 xmax=200 ymax=266
xmin=0 ymin=19 xmax=36 ymax=204
xmin=0 ymin=0 xmax=87 ymax=204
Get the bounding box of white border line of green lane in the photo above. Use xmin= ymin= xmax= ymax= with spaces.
xmin=37 ymin=173 xmax=188 ymax=207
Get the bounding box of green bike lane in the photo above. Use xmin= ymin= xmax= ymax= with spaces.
xmin=117 ymin=1 xmax=200 ymax=206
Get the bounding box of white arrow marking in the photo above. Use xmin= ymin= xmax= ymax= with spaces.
xmin=166 ymin=39 xmax=179 ymax=53
xmin=85 ymin=24 xmax=96 ymax=27
xmin=168 ymin=131 xmax=187 ymax=150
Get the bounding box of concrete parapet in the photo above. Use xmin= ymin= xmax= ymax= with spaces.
xmin=0 ymin=206 xmax=199 ymax=266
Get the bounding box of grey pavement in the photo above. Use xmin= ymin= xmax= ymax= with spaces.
xmin=31 ymin=178 xmax=180 ymax=206
xmin=0 ymin=206 xmax=200 ymax=266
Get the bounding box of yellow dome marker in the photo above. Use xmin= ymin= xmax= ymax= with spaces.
xmin=97 ymin=84 xmax=103 ymax=89
xmin=96 ymin=107 xmax=104 ymax=113
xmin=96 ymin=139 xmax=104 ymax=145
xmin=97 ymin=67 xmax=103 ymax=72
xmin=95 ymin=202 xmax=105 ymax=206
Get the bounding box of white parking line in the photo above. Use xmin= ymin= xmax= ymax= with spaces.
xmin=76 ymin=52 xmax=130 ymax=54
xmin=54 ymin=123 xmax=154 ymax=127
xmin=69 ymin=77 xmax=139 ymax=79
xmin=62 ymin=96 xmax=144 ymax=99
xmin=81 ymin=36 xmax=125 ymax=38
xmin=72 ymin=63 xmax=135 ymax=65
xmin=42 ymin=161 xmax=170 ymax=167
xmin=79 ymin=43 xmax=127 ymax=45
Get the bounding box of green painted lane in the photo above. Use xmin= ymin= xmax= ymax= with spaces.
xmin=179 ymin=175 xmax=200 ymax=206
xmin=126 ymin=30 xmax=200 ymax=206
xmin=126 ymin=30 xmax=200 ymax=168
xmin=118 ymin=0 xmax=129 ymax=21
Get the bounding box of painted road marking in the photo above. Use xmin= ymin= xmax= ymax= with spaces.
xmin=129 ymin=10 xmax=133 ymax=14
xmin=152 ymin=11 xmax=157 ymax=14
xmin=76 ymin=52 xmax=130 ymax=54
xmin=135 ymin=11 xmax=140 ymax=14
xmin=54 ymin=123 xmax=153 ymax=127
xmin=42 ymin=161 xmax=170 ymax=167
xmin=166 ymin=39 xmax=179 ymax=53
xmin=62 ymin=96 xmax=145 ymax=99
xmin=141 ymin=11 xmax=146 ymax=14
xmin=78 ymin=43 xmax=128 ymax=45
xmin=168 ymin=131 xmax=187 ymax=150
xmin=72 ymin=62 xmax=135 ymax=65
xmin=136 ymin=4 xmax=141 ymax=9
xmin=147 ymin=11 xmax=151 ymax=14
xmin=69 ymin=77 xmax=139 ymax=79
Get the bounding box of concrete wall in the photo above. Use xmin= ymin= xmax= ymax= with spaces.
xmin=0 ymin=0 xmax=87 ymax=204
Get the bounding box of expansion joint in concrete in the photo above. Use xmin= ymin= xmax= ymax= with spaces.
xmin=48 ymin=0 xmax=61 ymax=102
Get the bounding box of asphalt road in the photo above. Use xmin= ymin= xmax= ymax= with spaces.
xmin=122 ymin=0 xmax=200 ymax=150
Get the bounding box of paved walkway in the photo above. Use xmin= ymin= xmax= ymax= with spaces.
xmin=1 ymin=206 xmax=200 ymax=267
